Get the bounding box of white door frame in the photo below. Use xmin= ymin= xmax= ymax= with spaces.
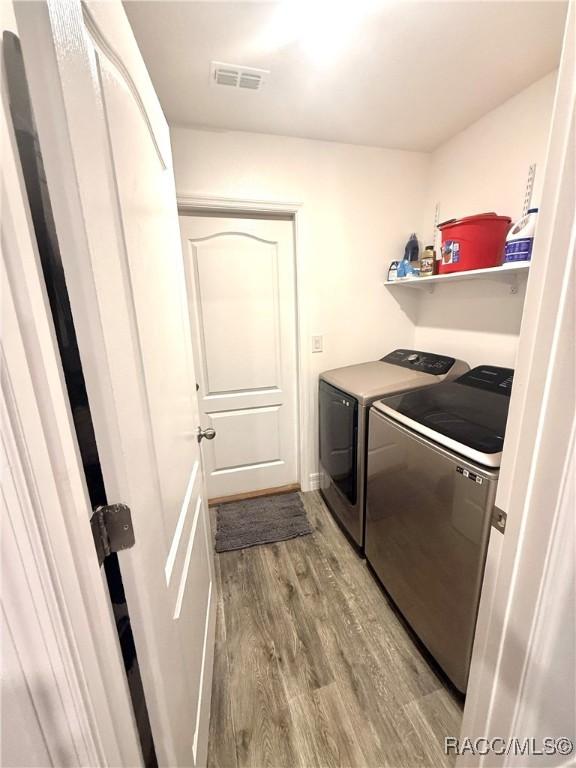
xmin=1 ymin=3 xmax=141 ymax=759
xmin=1 ymin=280 xmax=141 ymax=768
xmin=178 ymin=194 xmax=312 ymax=492
xmin=459 ymin=2 xmax=575 ymax=762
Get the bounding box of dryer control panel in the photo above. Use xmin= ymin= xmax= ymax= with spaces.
xmin=381 ymin=349 xmax=456 ymax=376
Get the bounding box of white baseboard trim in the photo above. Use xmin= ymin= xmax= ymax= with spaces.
xmin=307 ymin=472 xmax=320 ymax=491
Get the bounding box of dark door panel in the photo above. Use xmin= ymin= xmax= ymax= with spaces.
xmin=319 ymin=380 xmax=358 ymax=504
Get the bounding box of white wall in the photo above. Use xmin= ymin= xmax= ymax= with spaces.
xmin=171 ymin=127 xmax=429 ymax=486
xmin=413 ymin=72 xmax=557 ymax=368
xmin=170 ymin=72 xmax=556 ymax=484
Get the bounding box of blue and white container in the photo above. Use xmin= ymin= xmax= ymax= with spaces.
xmin=504 ymin=208 xmax=538 ymax=263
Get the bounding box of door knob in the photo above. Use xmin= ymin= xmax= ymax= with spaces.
xmin=197 ymin=426 xmax=216 ymax=443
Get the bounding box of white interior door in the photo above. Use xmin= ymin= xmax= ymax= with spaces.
xmin=180 ymin=214 xmax=299 ymax=500
xmin=16 ymin=2 xmax=215 ymax=765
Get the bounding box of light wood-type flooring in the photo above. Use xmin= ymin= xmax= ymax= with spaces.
xmin=208 ymin=491 xmax=462 ymax=768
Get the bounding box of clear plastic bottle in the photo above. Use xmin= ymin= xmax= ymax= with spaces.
xmin=400 ymin=233 xmax=420 ymax=278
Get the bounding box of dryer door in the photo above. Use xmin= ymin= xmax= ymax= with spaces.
xmin=319 ymin=380 xmax=358 ymax=504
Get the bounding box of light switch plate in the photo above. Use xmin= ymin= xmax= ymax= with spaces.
xmin=312 ymin=335 xmax=323 ymax=353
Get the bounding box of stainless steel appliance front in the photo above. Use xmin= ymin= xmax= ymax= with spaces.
xmin=318 ymin=351 xmax=469 ymax=551
xmin=365 ymin=410 xmax=498 ymax=692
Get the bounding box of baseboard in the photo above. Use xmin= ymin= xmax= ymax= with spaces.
xmin=308 ymin=472 xmax=320 ymax=491
xmin=208 ymin=482 xmax=300 ymax=507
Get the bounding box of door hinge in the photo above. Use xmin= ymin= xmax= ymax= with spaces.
xmin=90 ymin=503 xmax=135 ymax=566
xmin=491 ymin=505 xmax=507 ymax=534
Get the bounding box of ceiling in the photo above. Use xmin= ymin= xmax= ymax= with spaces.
xmin=124 ymin=1 xmax=567 ymax=152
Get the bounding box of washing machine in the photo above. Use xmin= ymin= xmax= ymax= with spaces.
xmin=318 ymin=349 xmax=468 ymax=551
xmin=365 ymin=365 xmax=514 ymax=692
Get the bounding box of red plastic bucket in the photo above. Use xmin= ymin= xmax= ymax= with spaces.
xmin=438 ymin=213 xmax=511 ymax=274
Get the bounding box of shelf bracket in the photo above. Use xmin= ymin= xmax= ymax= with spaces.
xmin=505 ymin=272 xmax=520 ymax=295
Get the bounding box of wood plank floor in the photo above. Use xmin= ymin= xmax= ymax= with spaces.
xmin=208 ymin=491 xmax=462 ymax=768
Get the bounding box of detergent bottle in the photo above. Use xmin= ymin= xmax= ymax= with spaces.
xmin=504 ymin=208 xmax=538 ymax=263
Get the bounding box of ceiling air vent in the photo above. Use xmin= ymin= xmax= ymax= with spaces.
xmin=211 ymin=62 xmax=268 ymax=91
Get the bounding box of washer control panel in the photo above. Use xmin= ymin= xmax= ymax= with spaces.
xmin=457 ymin=366 xmax=514 ymax=395
xmin=381 ymin=349 xmax=456 ymax=376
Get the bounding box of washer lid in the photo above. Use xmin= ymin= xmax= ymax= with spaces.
xmin=320 ymin=361 xmax=445 ymax=405
xmin=373 ymin=366 xmax=514 ymax=467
